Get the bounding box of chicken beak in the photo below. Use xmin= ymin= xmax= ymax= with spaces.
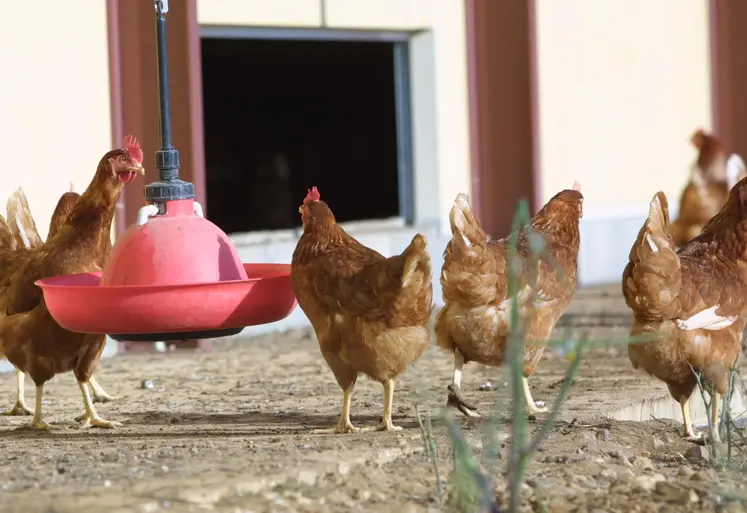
xmin=129 ymin=165 xmax=145 ymax=176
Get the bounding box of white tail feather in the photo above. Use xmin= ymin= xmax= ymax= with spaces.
xmin=726 ymin=153 xmax=746 ymax=190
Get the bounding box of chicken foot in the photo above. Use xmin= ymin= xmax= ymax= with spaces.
xmin=89 ymin=375 xmax=117 ymax=403
xmin=312 ymin=384 xmax=360 ymax=434
xmin=446 ymin=350 xmax=480 ymax=417
xmin=2 ymin=370 xmax=32 ymax=416
xmin=681 ymin=400 xmax=702 ymax=442
xmin=522 ymin=376 xmax=548 ymax=414
xmin=372 ymin=379 xmax=402 ymax=432
xmin=76 ymin=380 xmax=122 ymax=429
xmin=14 ymin=385 xmax=56 ymax=430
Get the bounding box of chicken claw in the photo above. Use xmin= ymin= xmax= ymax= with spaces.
xmin=3 ymin=371 xmax=33 ymax=416
xmin=681 ymin=400 xmax=703 ymax=443
xmin=312 ymin=421 xmax=360 ymax=435
xmin=89 ymin=376 xmax=117 ymax=403
xmin=3 ymin=401 xmax=33 ymax=416
xmin=77 ymin=414 xmax=122 ymax=429
xmin=522 ymin=377 xmax=548 ymax=414
xmin=373 ymin=380 xmax=403 ymax=431
xmin=447 ymin=384 xmax=481 ymax=417
xmin=76 ymin=380 xmax=122 ymax=429
xmin=16 ymin=385 xmax=57 ymax=430
xmin=374 ymin=420 xmax=403 ymax=432
xmin=312 ymin=384 xmax=360 ymax=434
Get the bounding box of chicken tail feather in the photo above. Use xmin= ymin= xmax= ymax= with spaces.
xmin=0 ymin=215 xmax=14 ymax=249
xmin=401 ymin=233 xmax=432 ymax=289
xmin=6 ymin=188 xmax=42 ymax=250
xmin=449 ymin=193 xmax=488 ymax=254
xmin=622 ymin=192 xmax=682 ymax=318
xmin=726 ymin=153 xmax=746 ymax=190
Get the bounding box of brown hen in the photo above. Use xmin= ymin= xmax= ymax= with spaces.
xmin=623 ymin=178 xmax=747 ymax=442
xmin=0 ymin=136 xmax=143 ymax=430
xmin=291 ymin=187 xmax=433 ymax=433
xmin=671 ymin=129 xmax=746 ymax=247
xmin=434 ymin=184 xmax=582 ymax=417
xmin=1 ymin=187 xmax=115 ymax=417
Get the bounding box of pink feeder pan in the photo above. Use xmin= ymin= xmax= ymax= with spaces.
xmin=37 ymin=199 xmax=297 ymax=342
xmin=37 ymin=1 xmax=297 ymax=342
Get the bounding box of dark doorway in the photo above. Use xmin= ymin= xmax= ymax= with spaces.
xmin=201 ymin=36 xmax=410 ymax=234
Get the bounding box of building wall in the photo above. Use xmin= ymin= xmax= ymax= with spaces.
xmin=196 ymin=0 xmax=472 ymax=232
xmin=535 ymin=0 xmax=712 ymax=210
xmin=534 ymin=0 xmax=713 ymax=285
xmin=0 ymin=1 xmax=112 ymax=241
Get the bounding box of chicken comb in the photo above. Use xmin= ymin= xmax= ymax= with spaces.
xmin=303 ymin=186 xmax=320 ymax=204
xmin=123 ymin=135 xmax=143 ymax=163
xmin=572 ymin=181 xmax=581 ymax=192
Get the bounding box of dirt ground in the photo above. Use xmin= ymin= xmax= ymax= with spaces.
xmin=1 ymin=286 xmax=746 ymax=513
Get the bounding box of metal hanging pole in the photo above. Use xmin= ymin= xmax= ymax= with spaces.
xmin=155 ymin=0 xmax=173 ymax=153
xmin=146 ymin=0 xmax=195 ymax=203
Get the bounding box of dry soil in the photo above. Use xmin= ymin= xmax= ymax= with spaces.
xmin=1 ymin=286 xmax=746 ymax=513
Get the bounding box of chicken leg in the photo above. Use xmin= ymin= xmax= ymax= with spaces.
xmin=681 ymin=399 xmax=701 ymax=441
xmin=15 ymin=385 xmax=56 ymax=430
xmin=710 ymin=391 xmax=722 ymax=443
xmin=312 ymin=384 xmax=359 ymax=434
xmin=522 ymin=377 xmax=548 ymax=414
xmin=374 ymin=380 xmax=403 ymax=432
xmin=89 ymin=375 xmax=117 ymax=403
xmin=2 ymin=370 xmax=32 ymax=416
xmin=446 ymin=350 xmax=480 ymax=417
xmin=76 ymin=380 xmax=122 ymax=429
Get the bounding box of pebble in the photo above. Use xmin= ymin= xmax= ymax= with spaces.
xmin=631 ymin=456 xmax=655 ymax=470
xmin=140 ymin=380 xmax=155 ymax=390
xmin=634 ymin=473 xmax=666 ymax=491
xmin=650 ymin=436 xmax=665 ymax=451
xmin=654 ymin=481 xmax=698 ymax=504
xmin=690 ymin=469 xmax=717 ymax=482
xmin=684 ymin=445 xmax=710 ymax=463
xmin=596 ymin=429 xmax=612 ymax=442
xmin=600 ymin=469 xmax=618 ymax=482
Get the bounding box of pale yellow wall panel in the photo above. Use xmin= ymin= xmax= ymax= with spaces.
xmin=535 ymin=0 xmax=712 ymax=210
xmin=0 ymin=0 xmax=112 ymax=241
xmin=197 ymin=0 xmax=321 ymax=27
xmin=325 ymin=0 xmax=433 ymax=30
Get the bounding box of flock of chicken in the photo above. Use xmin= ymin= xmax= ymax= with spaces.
xmin=290 ymin=128 xmax=747 ymax=444
xmin=0 ymin=129 xmax=741 ymax=444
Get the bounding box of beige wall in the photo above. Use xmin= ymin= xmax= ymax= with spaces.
xmin=535 ymin=0 xmax=712 ymax=211
xmin=196 ymin=0 xmax=472 ymax=231
xmin=0 ymin=0 xmax=112 ymax=241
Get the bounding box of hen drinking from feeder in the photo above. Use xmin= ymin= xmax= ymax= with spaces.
xmin=0 ymin=136 xmax=144 ymax=429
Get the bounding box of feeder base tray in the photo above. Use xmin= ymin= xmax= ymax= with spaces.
xmin=36 ymin=263 xmax=297 ymax=337
xmin=109 ymin=327 xmax=242 ymax=343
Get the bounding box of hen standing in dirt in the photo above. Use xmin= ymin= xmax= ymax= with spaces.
xmin=0 ymin=186 xmax=116 ymax=416
xmin=0 ymin=136 xmax=143 ymax=430
xmin=623 ymin=177 xmax=747 ymax=443
xmin=435 ymin=183 xmax=583 ymax=417
xmin=291 ymin=187 xmax=433 ymax=433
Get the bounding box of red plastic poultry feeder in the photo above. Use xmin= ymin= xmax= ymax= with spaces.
xmin=36 ymin=0 xmax=297 ymax=342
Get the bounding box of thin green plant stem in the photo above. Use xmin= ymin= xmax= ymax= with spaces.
xmin=415 ymin=406 xmax=443 ymax=497
xmin=506 ymin=199 xmax=530 ymax=513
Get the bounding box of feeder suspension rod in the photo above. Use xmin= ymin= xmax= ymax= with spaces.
xmin=155 ymin=0 xmax=172 ymax=151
